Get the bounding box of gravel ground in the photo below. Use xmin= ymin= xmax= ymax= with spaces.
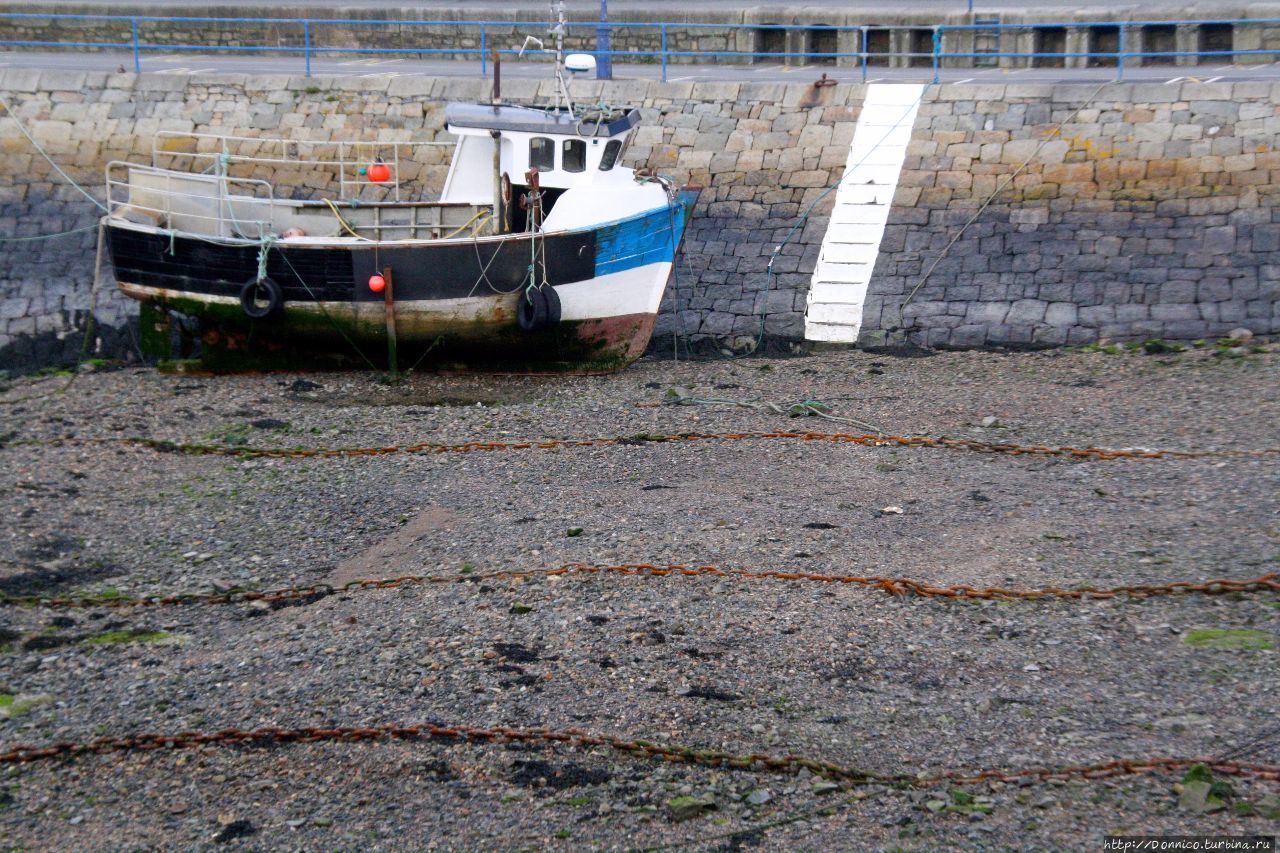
xmin=1 ymin=346 xmax=1279 ymax=850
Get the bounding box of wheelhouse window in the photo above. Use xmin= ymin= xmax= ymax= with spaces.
xmin=562 ymin=139 xmax=586 ymax=173
xmin=598 ymin=139 xmax=622 ymax=171
xmin=530 ymin=137 xmax=555 ymax=171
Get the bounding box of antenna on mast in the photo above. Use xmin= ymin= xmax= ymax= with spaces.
xmin=549 ymin=0 xmax=573 ymax=115
xmin=517 ymin=1 xmax=577 ymax=115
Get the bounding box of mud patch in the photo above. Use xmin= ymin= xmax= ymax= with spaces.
xmin=0 ymin=536 xmax=123 ymax=598
xmin=328 ymin=505 xmax=460 ymax=587
xmin=510 ymin=759 xmax=611 ymax=790
xmin=302 ymin=374 xmax=554 ymax=408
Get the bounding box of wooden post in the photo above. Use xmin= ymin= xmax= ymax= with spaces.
xmin=382 ymin=264 xmax=398 ymax=378
xmin=491 ymin=129 xmax=502 ymax=236
xmin=491 ymin=47 xmax=504 ymax=237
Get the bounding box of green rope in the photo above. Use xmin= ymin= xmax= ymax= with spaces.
xmin=256 ymin=234 xmax=276 ymax=283
xmin=0 ymin=92 xmax=108 ymax=213
xmin=0 ymin=223 xmax=100 ymax=242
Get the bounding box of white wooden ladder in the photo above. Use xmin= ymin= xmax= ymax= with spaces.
xmin=804 ymin=84 xmax=924 ymax=343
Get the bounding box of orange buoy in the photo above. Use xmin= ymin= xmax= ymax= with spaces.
xmin=368 ymin=274 xmax=386 ymax=294
xmin=282 ymin=227 xmax=306 ymax=239
xmin=367 ymin=159 xmax=391 ymax=184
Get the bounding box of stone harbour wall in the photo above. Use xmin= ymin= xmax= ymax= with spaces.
xmin=0 ymin=70 xmax=853 ymax=367
xmin=862 ymin=81 xmax=1280 ymax=348
xmin=0 ymin=70 xmax=1278 ymax=369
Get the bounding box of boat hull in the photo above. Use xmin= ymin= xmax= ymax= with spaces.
xmin=110 ymin=190 xmax=697 ymax=371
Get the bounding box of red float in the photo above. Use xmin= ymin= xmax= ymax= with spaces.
xmin=367 ymin=160 xmax=391 ymax=184
xmin=368 ymin=274 xmax=386 ymax=294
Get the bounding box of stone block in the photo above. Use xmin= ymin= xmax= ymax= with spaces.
xmin=1006 ymin=299 xmax=1047 ymax=324
xmin=0 ymin=69 xmax=43 ymax=94
xmin=1201 ymin=225 xmax=1237 ymax=255
xmin=1255 ymin=225 xmax=1280 ymax=253
xmin=1161 ymin=320 xmax=1211 ymax=339
xmin=1151 ymin=303 xmax=1201 ymax=321
xmin=1044 ymin=302 xmax=1078 ymax=327
xmin=0 ymin=298 xmax=29 ymax=320
xmin=948 ymin=324 xmax=988 ymax=347
xmin=1160 ymin=280 xmax=1198 ymax=303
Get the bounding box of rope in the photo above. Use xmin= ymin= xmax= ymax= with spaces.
xmin=440 ymin=209 xmax=491 ymax=240
xmin=0 ymin=218 xmax=108 ymax=406
xmin=755 ymin=86 xmax=932 ymax=353
xmin=894 ymin=80 xmax=1114 ymax=333
xmin=321 ymin=197 xmax=367 ymax=240
xmin=0 ymin=92 xmax=108 ymax=213
xmin=272 ymin=243 xmax=381 ymax=373
xmin=255 ymin=233 xmax=276 ymax=283
xmin=0 ymin=223 xmax=100 ymax=242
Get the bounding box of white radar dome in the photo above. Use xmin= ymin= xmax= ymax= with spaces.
xmin=564 ymin=53 xmax=597 ymax=74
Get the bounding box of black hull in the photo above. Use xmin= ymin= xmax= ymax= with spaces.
xmin=106 ymin=226 xmax=598 ymax=304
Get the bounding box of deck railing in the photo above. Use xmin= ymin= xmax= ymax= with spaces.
xmin=2 ymin=13 xmax=1278 ymax=82
xmin=105 ymin=160 xmax=276 ymax=240
xmin=151 ymin=131 xmax=455 ymax=203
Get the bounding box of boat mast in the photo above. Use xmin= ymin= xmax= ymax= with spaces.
xmin=550 ymin=0 xmax=574 ymax=116
xmin=518 ymin=1 xmax=577 ymax=116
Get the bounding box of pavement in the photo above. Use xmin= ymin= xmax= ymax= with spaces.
xmin=7 ymin=0 xmax=1278 ymax=12
xmin=1 ymin=48 xmax=1277 ymax=83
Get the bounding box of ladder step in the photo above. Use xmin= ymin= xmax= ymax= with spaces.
xmin=805 ymin=83 xmax=925 ymax=343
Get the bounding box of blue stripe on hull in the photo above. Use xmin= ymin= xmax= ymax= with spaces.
xmin=592 ymin=190 xmax=695 ymax=277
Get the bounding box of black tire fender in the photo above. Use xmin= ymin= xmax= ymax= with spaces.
xmin=239 ymin=276 xmax=283 ymax=319
xmin=517 ymin=285 xmax=561 ymax=332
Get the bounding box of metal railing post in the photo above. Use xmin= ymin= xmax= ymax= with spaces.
xmin=932 ymin=25 xmax=942 ymax=83
xmin=861 ymin=26 xmax=868 ymax=82
xmin=131 ymin=18 xmax=141 ymax=73
xmin=596 ymin=0 xmax=612 ymax=80
xmin=661 ymin=24 xmax=668 ymax=82
xmin=1117 ymin=21 xmax=1126 ymax=80
xmin=303 ymin=20 xmax=311 ymax=77
xmin=480 ymin=25 xmax=487 ymax=78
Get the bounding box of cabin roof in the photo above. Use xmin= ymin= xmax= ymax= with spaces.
xmin=445 ymin=103 xmax=641 ymax=137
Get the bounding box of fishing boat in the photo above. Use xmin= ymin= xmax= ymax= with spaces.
xmin=103 ymin=10 xmax=699 ymax=371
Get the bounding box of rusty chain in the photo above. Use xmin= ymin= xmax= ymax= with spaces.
xmin=2 ymin=721 xmax=1278 ymax=791
xmin=2 ymin=561 xmax=1277 ymax=610
xmin=13 ymin=430 xmax=1280 ymax=462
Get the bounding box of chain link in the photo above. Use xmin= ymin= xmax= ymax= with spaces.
xmin=3 ymin=562 xmax=1277 ymax=610
xmin=6 ymin=433 xmax=1279 ymax=794
xmin=3 ymin=721 xmax=1278 ymax=790
xmin=17 ymin=431 xmax=1280 ymax=462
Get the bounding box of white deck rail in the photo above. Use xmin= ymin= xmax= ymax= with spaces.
xmin=152 ymin=131 xmax=456 ymax=202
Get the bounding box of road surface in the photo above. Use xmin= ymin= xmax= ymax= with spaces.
xmin=1 ymin=48 xmax=1275 ymax=83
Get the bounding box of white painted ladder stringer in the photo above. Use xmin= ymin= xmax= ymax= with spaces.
xmin=804 ymin=84 xmax=924 ymax=343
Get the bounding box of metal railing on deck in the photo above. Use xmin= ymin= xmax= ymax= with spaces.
xmin=2 ymin=13 xmax=1279 ymax=82
xmin=105 ymin=160 xmax=276 ymax=240
xmin=152 ymin=131 xmax=454 ymax=203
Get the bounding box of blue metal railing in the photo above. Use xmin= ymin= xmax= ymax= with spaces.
xmin=0 ymin=13 xmax=1277 ymax=82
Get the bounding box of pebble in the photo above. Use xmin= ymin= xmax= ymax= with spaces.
xmin=1227 ymin=327 xmax=1253 ymax=343
xmin=1 ymin=349 xmax=1276 ymax=850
